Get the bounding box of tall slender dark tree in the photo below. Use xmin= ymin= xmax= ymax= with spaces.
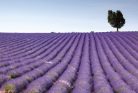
xmin=108 ymin=10 xmax=125 ymax=32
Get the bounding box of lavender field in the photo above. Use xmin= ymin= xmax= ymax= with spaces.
xmin=0 ymin=32 xmax=138 ymax=93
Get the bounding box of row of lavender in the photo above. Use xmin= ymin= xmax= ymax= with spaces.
xmin=0 ymin=32 xmax=138 ymax=93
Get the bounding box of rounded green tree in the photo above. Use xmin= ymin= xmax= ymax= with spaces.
xmin=108 ymin=10 xmax=125 ymax=32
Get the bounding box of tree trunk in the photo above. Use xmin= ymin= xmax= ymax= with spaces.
xmin=117 ymin=28 xmax=119 ymax=32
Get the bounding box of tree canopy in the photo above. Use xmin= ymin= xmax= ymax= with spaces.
xmin=108 ymin=10 xmax=125 ymax=32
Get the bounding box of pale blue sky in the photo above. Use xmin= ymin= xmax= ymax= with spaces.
xmin=0 ymin=0 xmax=138 ymax=33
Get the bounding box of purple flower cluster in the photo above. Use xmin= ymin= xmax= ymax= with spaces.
xmin=0 ymin=32 xmax=138 ymax=93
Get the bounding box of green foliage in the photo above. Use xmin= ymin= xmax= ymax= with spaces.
xmin=4 ymin=84 xmax=15 ymax=93
xmin=108 ymin=10 xmax=125 ymax=31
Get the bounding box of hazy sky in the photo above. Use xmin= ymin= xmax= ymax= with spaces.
xmin=0 ymin=0 xmax=138 ymax=33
